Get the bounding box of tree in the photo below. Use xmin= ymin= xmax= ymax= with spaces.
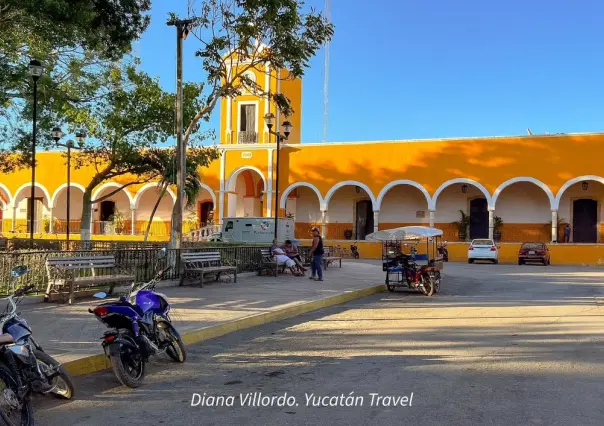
xmin=167 ymin=0 xmax=334 ymax=244
xmin=142 ymin=147 xmax=220 ymax=242
xmin=0 ymin=0 xmax=151 ymax=167
xmin=56 ymin=62 xmax=218 ymax=240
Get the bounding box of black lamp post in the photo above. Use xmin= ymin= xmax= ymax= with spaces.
xmin=52 ymin=127 xmax=86 ymax=247
xmin=264 ymin=113 xmax=293 ymax=239
xmin=28 ymin=59 xmax=43 ymax=242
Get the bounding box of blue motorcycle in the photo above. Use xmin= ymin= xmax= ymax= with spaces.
xmin=89 ymin=251 xmax=186 ymax=388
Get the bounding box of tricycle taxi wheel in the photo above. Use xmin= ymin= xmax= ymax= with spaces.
xmin=387 ymin=285 xmax=396 ymax=292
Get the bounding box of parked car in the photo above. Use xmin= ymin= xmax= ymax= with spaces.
xmin=468 ymin=239 xmax=499 ymax=264
xmin=518 ymin=242 xmax=550 ymax=265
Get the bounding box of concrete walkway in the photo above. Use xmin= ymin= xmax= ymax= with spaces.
xmin=14 ymin=261 xmax=385 ymax=371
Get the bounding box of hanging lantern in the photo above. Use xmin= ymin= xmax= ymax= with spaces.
xmin=461 ymin=184 xmax=468 ymax=194
xmin=582 ymin=181 xmax=588 ymax=191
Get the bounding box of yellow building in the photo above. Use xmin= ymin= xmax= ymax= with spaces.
xmin=2 ymin=61 xmax=604 ymax=247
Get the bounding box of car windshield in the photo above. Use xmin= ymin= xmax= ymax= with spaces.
xmin=472 ymin=240 xmax=493 ymax=246
xmin=522 ymin=243 xmax=543 ymax=249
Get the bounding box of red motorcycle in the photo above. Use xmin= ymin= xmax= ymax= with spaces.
xmin=385 ymin=252 xmax=441 ymax=296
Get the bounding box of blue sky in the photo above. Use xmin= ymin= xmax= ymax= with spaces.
xmin=137 ymin=0 xmax=604 ymax=143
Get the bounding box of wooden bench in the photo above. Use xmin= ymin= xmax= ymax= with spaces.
xmin=45 ymin=255 xmax=135 ymax=304
xmin=258 ymin=248 xmax=291 ymax=276
xmin=179 ymin=251 xmax=237 ymax=287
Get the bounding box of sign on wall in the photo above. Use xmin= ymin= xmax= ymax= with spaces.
xmin=241 ymin=152 xmax=252 ymax=159
xmin=416 ymin=211 xmax=425 ymax=218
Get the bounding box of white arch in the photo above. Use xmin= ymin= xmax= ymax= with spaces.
xmin=12 ymin=182 xmax=52 ymax=206
xmin=279 ymin=182 xmax=325 ymax=209
xmin=51 ymin=183 xmax=87 ymax=208
xmin=0 ymin=183 xmax=12 ymax=206
xmin=226 ymin=166 xmax=267 ymax=192
xmin=133 ymin=183 xmax=176 ymax=210
xmin=553 ymin=175 xmax=604 ymax=210
xmin=376 ymin=180 xmax=432 ymax=211
xmin=492 ymin=177 xmax=555 ymax=210
xmin=324 ymin=181 xmax=377 ymax=210
xmin=192 ymin=183 xmax=217 ymax=207
xmin=91 ymin=182 xmax=135 ymax=209
xmin=430 ymin=178 xmax=493 ymax=211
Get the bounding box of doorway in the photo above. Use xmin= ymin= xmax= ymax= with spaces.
xmin=355 ymin=200 xmax=374 ymax=240
xmin=469 ymin=198 xmax=488 ymax=240
xmin=100 ymin=201 xmax=116 ymax=221
xmin=198 ymin=201 xmax=214 ymax=227
xmin=573 ymin=199 xmax=597 ymax=243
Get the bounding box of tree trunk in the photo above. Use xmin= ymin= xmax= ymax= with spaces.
xmin=144 ymin=185 xmax=167 ymax=242
xmin=80 ymin=189 xmax=93 ymax=242
xmin=169 ymin=201 xmax=179 ymax=249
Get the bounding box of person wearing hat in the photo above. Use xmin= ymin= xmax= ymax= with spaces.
xmin=308 ymin=227 xmax=324 ymax=281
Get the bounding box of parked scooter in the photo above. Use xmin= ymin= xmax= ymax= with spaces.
xmin=89 ymin=249 xmax=186 ymax=388
xmin=0 ymin=266 xmax=75 ymax=426
xmin=438 ymin=242 xmax=449 ymax=262
xmin=350 ymin=245 xmax=360 ymax=259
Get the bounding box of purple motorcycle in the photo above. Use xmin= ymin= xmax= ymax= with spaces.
xmin=89 ymin=249 xmax=186 ymax=388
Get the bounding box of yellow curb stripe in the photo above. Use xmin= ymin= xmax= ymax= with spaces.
xmin=63 ymin=284 xmax=386 ymax=377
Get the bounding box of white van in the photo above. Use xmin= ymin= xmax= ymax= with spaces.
xmin=219 ymin=217 xmax=295 ymax=243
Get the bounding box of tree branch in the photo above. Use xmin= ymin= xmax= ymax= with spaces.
xmin=91 ymin=181 xmax=143 ymax=204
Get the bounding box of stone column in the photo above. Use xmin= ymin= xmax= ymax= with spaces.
xmin=488 ymin=209 xmax=494 ymax=240
xmin=373 ymin=210 xmax=379 ymax=233
xmin=218 ymin=149 xmax=226 ymax=225
xmin=11 ymin=204 xmax=16 ymax=232
xmin=321 ymin=210 xmax=327 ymax=239
xmin=48 ymin=208 xmax=54 ymax=233
xmin=131 ymin=208 xmax=136 ymax=236
xmin=266 ymin=148 xmax=274 ymax=217
xmin=551 ymin=210 xmax=558 ymax=243
xmin=429 ymin=210 xmax=435 ymax=227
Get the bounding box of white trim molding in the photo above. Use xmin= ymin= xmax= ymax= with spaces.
xmin=13 ymin=182 xmax=52 ymax=205
xmin=492 ymin=177 xmax=555 ymax=210
xmin=226 ymin=166 xmax=267 ymax=193
xmin=0 ymin=183 xmax=13 ymax=206
xmin=132 ymin=183 xmax=177 ymax=210
xmin=50 ymin=183 xmax=87 ymax=208
xmin=91 ymin=182 xmax=135 ymax=209
xmin=375 ymin=180 xmax=432 ymax=211
xmin=324 ymin=181 xmax=377 ymax=209
xmin=553 ymin=175 xmax=604 ymax=210
xmin=430 ymin=178 xmax=493 ymax=211
xmin=279 ymin=182 xmax=325 ymax=210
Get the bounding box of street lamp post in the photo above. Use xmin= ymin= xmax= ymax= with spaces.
xmin=28 ymin=59 xmax=43 ymax=243
xmin=264 ymin=113 xmax=293 ymax=239
xmin=52 ymin=127 xmax=86 ymax=248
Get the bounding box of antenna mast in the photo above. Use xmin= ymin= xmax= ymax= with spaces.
xmin=323 ymin=0 xmax=331 ymax=143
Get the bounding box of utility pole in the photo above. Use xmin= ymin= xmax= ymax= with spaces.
xmin=167 ymin=18 xmax=196 ymax=249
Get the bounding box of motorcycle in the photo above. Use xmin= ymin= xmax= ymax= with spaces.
xmin=350 ymin=245 xmax=360 ymax=259
xmin=89 ymin=250 xmax=186 ymax=388
xmin=438 ymin=242 xmax=449 ymax=262
xmin=0 ymin=266 xmax=76 ymax=426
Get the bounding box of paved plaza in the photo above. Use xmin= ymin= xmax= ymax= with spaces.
xmin=33 ymin=261 xmax=604 ymax=425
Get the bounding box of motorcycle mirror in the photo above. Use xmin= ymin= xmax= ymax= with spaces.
xmin=93 ymin=292 xmax=107 ymax=299
xmin=11 ymin=265 xmax=29 ymax=278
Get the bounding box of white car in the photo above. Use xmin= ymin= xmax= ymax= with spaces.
xmin=468 ymin=239 xmax=499 ymax=264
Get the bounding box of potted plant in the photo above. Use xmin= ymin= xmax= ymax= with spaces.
xmin=493 ymin=216 xmax=503 ymax=241
xmin=42 ymin=215 xmax=50 ymax=233
xmin=452 ymin=210 xmax=470 ymax=241
xmin=344 ymin=229 xmax=353 ymax=240
xmin=113 ymin=211 xmax=126 ymax=235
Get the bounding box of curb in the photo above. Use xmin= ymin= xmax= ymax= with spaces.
xmin=63 ymin=284 xmax=386 ymax=377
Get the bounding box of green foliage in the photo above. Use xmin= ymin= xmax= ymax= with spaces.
xmin=453 ymin=210 xmax=470 ymax=233
xmin=173 ymin=0 xmax=334 ymax=140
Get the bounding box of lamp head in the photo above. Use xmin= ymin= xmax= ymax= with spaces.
xmin=76 ymin=132 xmax=86 ymax=147
xmin=51 ymin=126 xmax=64 ymax=142
xmin=282 ymin=121 xmax=292 ymax=138
xmin=264 ymin=113 xmax=275 ymax=130
xmin=28 ymin=59 xmax=43 ymax=80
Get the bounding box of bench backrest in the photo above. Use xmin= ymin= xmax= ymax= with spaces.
xmin=182 ymin=251 xmax=222 ymax=266
xmin=259 ymin=248 xmax=273 ymax=259
xmin=47 ymin=256 xmax=117 ymax=269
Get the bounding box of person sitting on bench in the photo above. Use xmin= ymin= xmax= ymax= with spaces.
xmin=282 ymin=240 xmax=307 ymax=274
xmin=272 ymin=246 xmax=304 ymax=276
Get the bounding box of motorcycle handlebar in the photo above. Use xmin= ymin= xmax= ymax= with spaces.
xmin=14 ymin=285 xmax=35 ymax=298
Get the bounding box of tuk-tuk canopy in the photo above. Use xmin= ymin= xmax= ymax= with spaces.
xmin=366 ymin=226 xmax=444 ymax=242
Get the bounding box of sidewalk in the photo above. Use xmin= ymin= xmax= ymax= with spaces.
xmin=16 ymin=261 xmax=385 ymax=375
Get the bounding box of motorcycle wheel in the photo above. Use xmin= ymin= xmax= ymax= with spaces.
xmin=0 ymin=363 xmax=34 ymax=426
xmin=165 ymin=330 xmax=187 ymax=363
xmin=34 ymin=350 xmax=75 ymax=400
xmin=110 ymin=346 xmax=146 ymax=388
xmin=419 ymin=275 xmax=435 ymax=297
xmin=387 ymin=285 xmax=396 ymax=292
xmin=433 ymin=272 xmax=441 ymax=293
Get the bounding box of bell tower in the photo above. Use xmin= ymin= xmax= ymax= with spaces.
xmin=220 ymin=62 xmax=302 ymax=145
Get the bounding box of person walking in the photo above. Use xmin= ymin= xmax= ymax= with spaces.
xmin=308 ymin=227 xmax=324 ymax=281
xmin=564 ymin=224 xmax=571 ymax=243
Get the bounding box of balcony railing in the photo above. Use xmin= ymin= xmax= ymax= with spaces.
xmin=238 ymin=131 xmax=258 ymax=144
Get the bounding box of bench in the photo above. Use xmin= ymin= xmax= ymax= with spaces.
xmin=179 ymin=251 xmax=237 ymax=287
xmin=258 ymin=248 xmax=294 ymax=276
xmin=297 ymin=246 xmax=341 ymax=269
xmin=45 ymin=255 xmax=135 ymax=304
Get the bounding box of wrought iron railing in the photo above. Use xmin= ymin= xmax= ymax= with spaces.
xmin=238 ymin=131 xmax=258 ymax=144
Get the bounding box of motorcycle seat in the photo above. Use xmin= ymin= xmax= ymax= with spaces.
xmin=0 ymin=334 xmax=15 ymax=345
